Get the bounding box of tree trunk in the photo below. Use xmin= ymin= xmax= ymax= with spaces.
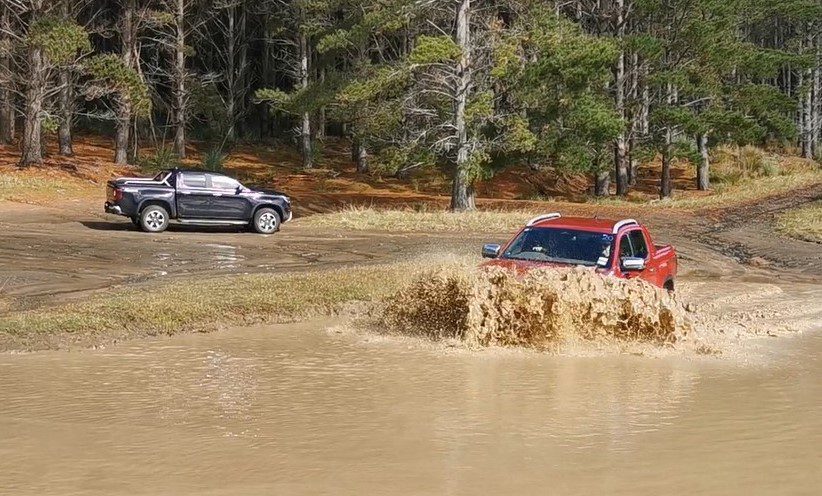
xmin=0 ymin=5 xmax=13 ymax=145
xmin=259 ymin=15 xmax=272 ymax=140
xmin=115 ymin=0 xmax=135 ymax=165
xmin=299 ymin=31 xmax=313 ymax=169
xmin=224 ymin=3 xmax=247 ymax=142
xmin=696 ymin=133 xmax=710 ymax=191
xmin=57 ymin=0 xmax=73 ymax=156
xmin=20 ymin=0 xmax=47 ymax=167
xmin=594 ymin=171 xmax=610 ymax=197
xmin=812 ymin=36 xmax=821 ymax=159
xmin=802 ymin=67 xmax=813 ymax=159
xmin=226 ymin=5 xmax=235 ymax=142
xmin=236 ymin=8 xmax=247 ymax=139
xmin=660 ymin=136 xmax=673 ymax=199
xmin=354 ymin=139 xmax=368 ymax=173
xmin=640 ymin=61 xmax=650 ymax=135
xmin=317 ymin=67 xmax=326 ymax=140
xmin=594 ymin=157 xmax=609 ymax=197
xmin=627 ymin=141 xmax=638 ymax=185
xmin=627 ymin=50 xmax=640 ymax=186
xmin=350 ymin=133 xmax=358 ymax=162
xmin=450 ymin=0 xmax=475 ymax=211
xmin=614 ymin=0 xmax=628 ymax=195
xmin=20 ymin=44 xmax=45 ymax=167
xmin=173 ymin=0 xmax=186 ymax=158
xmin=660 ymin=82 xmax=675 ymax=199
xmin=58 ymin=69 xmax=73 ymax=156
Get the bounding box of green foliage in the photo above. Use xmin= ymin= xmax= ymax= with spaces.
xmin=14 ymin=0 xmax=814 ymax=203
xmin=28 ymin=16 xmax=90 ymax=64
xmin=336 ymin=66 xmax=410 ymax=106
xmin=255 ymin=88 xmax=291 ymax=111
xmin=189 ymin=81 xmax=230 ymax=141
xmin=201 ymin=149 xmax=228 ymax=172
xmin=727 ymin=84 xmax=797 ymax=142
xmin=368 ymin=144 xmax=438 ymax=178
xmin=317 ymin=29 xmax=355 ymax=53
xmin=498 ymin=116 xmax=537 ymax=154
xmin=566 ymin=95 xmax=623 ymax=146
xmin=257 ymin=68 xmax=344 ymax=118
xmin=517 ymin=13 xmax=619 ymax=98
xmin=465 ymin=91 xmax=494 ymax=127
xmin=139 ymin=147 xmax=180 ymax=174
xmin=408 ymin=35 xmax=461 ymax=65
xmin=498 ymin=8 xmax=621 ymax=174
xmin=41 ymin=115 xmax=59 ymax=134
xmin=84 ymin=54 xmax=151 ymax=118
xmin=145 ymin=9 xmax=175 ymax=27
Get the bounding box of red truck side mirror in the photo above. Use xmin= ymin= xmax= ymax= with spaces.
xmin=621 ymin=257 xmax=646 ymax=271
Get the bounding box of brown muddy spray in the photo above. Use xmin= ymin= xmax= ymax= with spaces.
xmin=378 ymin=265 xmax=699 ymax=351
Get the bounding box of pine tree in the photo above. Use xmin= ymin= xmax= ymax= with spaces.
xmin=13 ymin=1 xmax=90 ymax=166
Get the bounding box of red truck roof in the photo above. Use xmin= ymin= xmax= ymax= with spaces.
xmin=527 ymin=213 xmax=638 ymax=234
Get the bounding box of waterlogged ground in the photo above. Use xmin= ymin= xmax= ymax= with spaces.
xmin=1 ymin=321 xmax=821 ymax=495
xmin=1 ymin=191 xmax=821 ymax=493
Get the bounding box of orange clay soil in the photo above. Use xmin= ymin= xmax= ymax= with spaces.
xmin=0 ymin=134 xmax=817 ymax=217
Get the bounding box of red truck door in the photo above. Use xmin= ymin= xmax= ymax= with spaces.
xmin=615 ymin=228 xmax=657 ymax=286
xmin=628 ymin=229 xmax=660 ymax=286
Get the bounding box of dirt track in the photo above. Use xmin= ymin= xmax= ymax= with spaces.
xmin=0 ymin=202 xmax=487 ymax=312
xmin=0 ymin=188 xmax=820 ymax=323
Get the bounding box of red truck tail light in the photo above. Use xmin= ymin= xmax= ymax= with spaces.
xmin=113 ymin=188 xmax=123 ymax=201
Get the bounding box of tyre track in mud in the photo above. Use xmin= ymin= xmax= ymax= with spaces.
xmin=683 ymin=184 xmax=822 ymax=277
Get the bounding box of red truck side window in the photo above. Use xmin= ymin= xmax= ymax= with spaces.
xmin=618 ymin=234 xmax=633 ymax=258
xmin=628 ymin=230 xmax=649 ymax=259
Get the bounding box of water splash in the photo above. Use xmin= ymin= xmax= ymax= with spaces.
xmin=377 ymin=264 xmax=700 ymax=352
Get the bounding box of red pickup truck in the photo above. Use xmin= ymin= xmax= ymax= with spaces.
xmin=481 ymin=213 xmax=677 ymax=290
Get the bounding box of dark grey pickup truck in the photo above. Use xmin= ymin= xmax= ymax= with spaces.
xmin=105 ymin=168 xmax=292 ymax=234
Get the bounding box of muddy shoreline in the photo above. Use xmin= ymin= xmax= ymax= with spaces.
xmin=1 ymin=185 xmax=820 ymax=352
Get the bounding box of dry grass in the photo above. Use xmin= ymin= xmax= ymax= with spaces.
xmin=0 ymin=171 xmax=99 ymax=203
xmin=710 ymin=145 xmax=779 ymax=184
xmin=0 ymin=259 xmax=452 ymax=351
xmin=300 ymin=205 xmax=543 ymax=232
xmin=299 ymin=169 xmax=822 ymax=232
xmin=662 ymin=171 xmax=822 ymax=209
xmin=776 ymin=201 xmax=822 ymax=243
xmin=592 ymin=170 xmax=821 ymax=210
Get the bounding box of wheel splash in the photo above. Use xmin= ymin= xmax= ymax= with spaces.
xmin=378 ymin=264 xmax=698 ymax=351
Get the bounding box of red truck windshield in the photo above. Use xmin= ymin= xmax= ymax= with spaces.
xmin=502 ymin=227 xmax=614 ymax=266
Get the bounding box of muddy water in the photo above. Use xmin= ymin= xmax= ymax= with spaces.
xmin=1 ymin=322 xmax=820 ymax=495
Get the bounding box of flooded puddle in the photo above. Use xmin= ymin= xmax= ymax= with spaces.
xmin=1 ymin=321 xmax=820 ymax=495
